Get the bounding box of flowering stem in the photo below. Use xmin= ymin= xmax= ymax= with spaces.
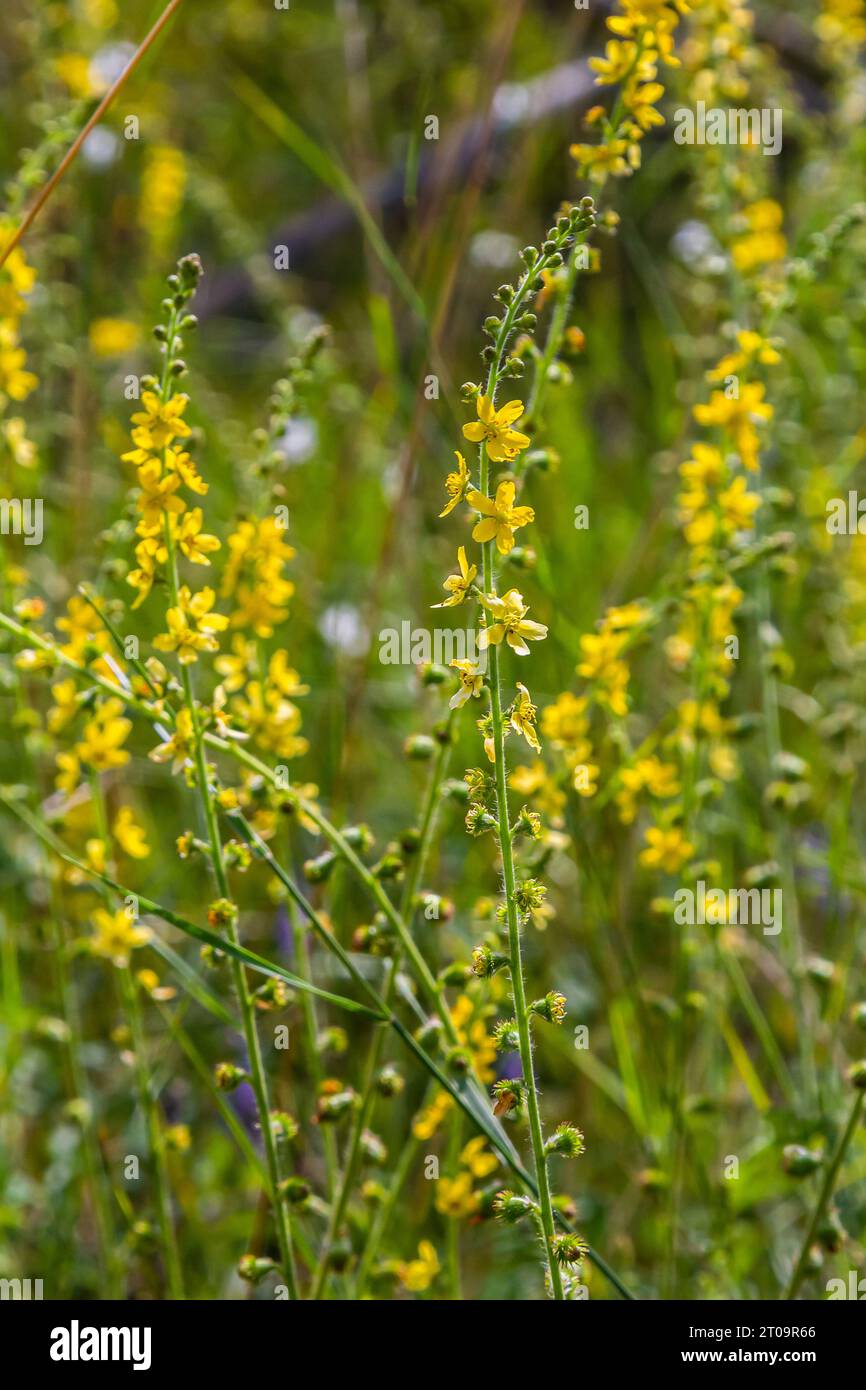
xmin=151 ymin=299 xmax=297 ymax=1289
xmin=163 ymin=530 xmax=299 ymax=1296
xmin=486 ymin=631 xmax=564 ymax=1298
xmin=477 ymin=463 xmax=562 ymax=1296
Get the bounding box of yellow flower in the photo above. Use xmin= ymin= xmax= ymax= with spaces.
xmin=165 ymin=1124 xmax=191 ymax=1153
xmin=604 ymin=601 xmax=650 ymax=630
xmin=541 ymin=692 xmax=589 ymax=748
xmin=439 ymin=450 xmax=470 ymax=516
xmin=221 ymin=516 xmax=296 ymax=638
xmin=466 ymin=480 xmax=534 ymax=555
xmin=693 ymin=383 xmax=772 ymax=472
xmin=570 ymin=140 xmax=631 ymax=181
xmin=450 ymin=994 xmax=497 ymax=1083
xmin=140 ymin=146 xmax=187 ymax=241
xmin=510 ymin=682 xmax=541 ymax=752
xmin=626 ymin=81 xmax=666 ymax=129
xmin=679 ymin=442 xmax=724 ymax=493
xmin=462 ymin=395 xmax=530 ymax=463
xmin=460 ymin=1136 xmax=498 ymax=1179
xmin=411 ymin=1092 xmax=452 ymax=1140
xmin=231 ymin=682 xmax=308 ymax=760
xmin=89 ymin=318 xmax=140 ymax=358
xmin=589 ymin=38 xmax=641 ymax=84
xmin=449 ymin=657 xmax=485 ymax=709
xmin=113 ymin=806 xmax=150 ymax=859
xmin=479 ymin=589 xmax=547 ymax=655
xmin=85 ymin=838 xmax=106 ymax=874
xmin=135 ymin=459 xmax=186 ymax=528
xmin=268 ymin=649 xmax=309 ymax=698
xmin=128 ymin=391 xmax=192 ymax=454
xmin=0 ymin=239 xmax=36 ymax=320
xmin=434 ymin=545 xmax=477 ymax=607
xmin=48 ymin=679 xmax=80 ymax=733
xmin=616 ymin=756 xmax=680 ymax=823
xmin=127 ymin=539 xmax=159 ymax=607
xmin=154 ymin=586 xmax=229 ymax=665
xmin=730 ymin=200 xmax=787 ymax=273
xmin=398 ymin=1240 xmax=440 ymax=1293
xmin=54 ymin=53 xmax=104 ymax=98
xmin=89 ymin=907 xmax=150 ymax=968
xmin=0 ymin=326 xmax=38 ymax=401
xmin=573 ymin=762 xmax=600 ymax=797
xmin=75 ymin=698 xmax=131 ymax=771
xmin=718 ymin=474 xmax=760 ymax=532
xmin=577 ymin=628 xmax=630 ymax=716
xmin=55 ymin=750 xmax=82 ymax=795
xmin=149 ymin=708 xmax=195 ymax=771
xmin=435 ymin=1172 xmax=478 ymax=1219
xmin=214 ymin=634 xmax=256 ymax=692
xmin=639 ymin=825 xmax=694 ymax=873
xmin=509 ymin=760 xmax=567 ymax=824
xmin=706 ymin=330 xmax=780 ymax=381
xmin=166 ymin=446 xmax=208 ymax=495
xmin=175 ymin=507 xmax=221 ymax=565
xmin=3 ymin=417 xmax=37 ymax=468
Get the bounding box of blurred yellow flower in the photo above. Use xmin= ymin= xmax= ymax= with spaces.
xmin=90 ymin=907 xmax=150 ymax=967
xmin=89 ymin=318 xmax=140 ymax=358
xmin=113 ymin=806 xmax=150 ymax=859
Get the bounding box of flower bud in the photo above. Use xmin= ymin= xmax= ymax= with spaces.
xmin=782 ymin=1144 xmax=823 ymax=1176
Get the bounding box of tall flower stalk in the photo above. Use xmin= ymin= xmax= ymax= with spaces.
xmin=440 ymin=201 xmax=597 ymax=1297
xmin=130 ymin=256 xmax=298 ymax=1295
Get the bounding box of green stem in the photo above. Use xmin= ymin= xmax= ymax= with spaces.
xmin=154 ymin=321 xmax=298 ymax=1295
xmin=784 ymin=1091 xmax=864 ymax=1300
xmin=90 ymin=769 xmax=183 ymax=1297
xmin=310 ymin=963 xmax=395 ymax=1300
xmin=353 ymin=1105 xmax=424 ymax=1297
xmin=118 ymin=961 xmax=184 ymax=1299
xmin=310 ymin=713 xmax=454 ymax=1296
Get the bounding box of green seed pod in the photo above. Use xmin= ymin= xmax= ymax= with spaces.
xmin=782 ymin=1144 xmax=823 ymax=1176
xmin=846 ymin=1059 xmax=866 ymax=1090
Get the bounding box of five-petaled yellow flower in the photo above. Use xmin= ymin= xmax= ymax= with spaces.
xmin=89 ymin=907 xmax=151 ymax=967
xmin=479 ymin=589 xmax=547 ymax=656
xmin=154 ymin=586 xmax=229 ymax=664
xmin=434 ymin=546 xmax=477 ymax=607
xmin=510 ymin=682 xmax=541 ymax=752
xmin=462 ymin=395 xmax=530 ymax=463
xmin=439 ymin=450 xmax=470 ymax=516
xmin=466 ymin=480 xmax=534 ymax=555
xmin=397 ymin=1240 xmax=441 ymax=1293
xmin=75 ymin=698 xmax=132 ymax=771
xmin=449 ymin=657 xmax=485 ymax=709
xmin=127 ymin=391 xmax=192 ymax=454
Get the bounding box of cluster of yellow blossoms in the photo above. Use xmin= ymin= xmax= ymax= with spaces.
xmin=437 ymin=391 xmax=547 ymax=750
xmin=0 ymin=231 xmax=38 ymax=502
xmin=571 ymin=0 xmax=688 ymax=183
xmin=124 ymin=391 xmax=219 ymax=608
